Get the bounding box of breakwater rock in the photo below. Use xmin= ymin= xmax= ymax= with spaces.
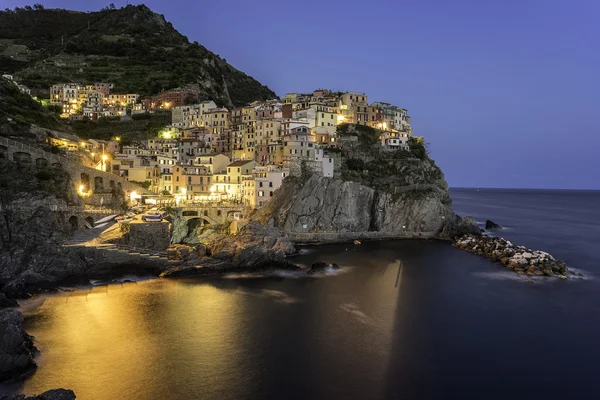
xmin=453 ymin=234 xmax=575 ymax=278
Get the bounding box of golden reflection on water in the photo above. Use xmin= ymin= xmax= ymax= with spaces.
xmin=303 ymin=259 xmax=403 ymax=400
xmin=18 ymin=252 xmax=408 ymax=400
xmin=21 ymin=280 xmax=256 ymax=400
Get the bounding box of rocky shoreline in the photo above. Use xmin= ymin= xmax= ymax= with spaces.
xmin=453 ymin=234 xmax=581 ymax=279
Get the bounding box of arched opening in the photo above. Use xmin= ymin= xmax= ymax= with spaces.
xmin=84 ymin=216 xmax=94 ymax=229
xmin=217 ymin=210 xmax=222 ymax=217
xmin=68 ymin=216 xmax=79 ymax=232
xmin=203 ymin=210 xmax=208 ymax=217
xmin=94 ymin=176 xmax=104 ymax=192
xmin=182 ymin=210 xmax=198 ymax=217
xmin=35 ymin=157 xmax=49 ymax=168
xmin=80 ymin=173 xmax=90 ymax=191
xmin=188 ymin=217 xmax=210 ymax=228
xmin=0 ymin=145 xmax=7 ymax=158
xmin=13 ymin=151 xmax=32 ymax=165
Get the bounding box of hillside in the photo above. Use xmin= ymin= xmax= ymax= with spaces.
xmin=0 ymin=77 xmax=67 ymax=136
xmin=0 ymin=4 xmax=276 ymax=106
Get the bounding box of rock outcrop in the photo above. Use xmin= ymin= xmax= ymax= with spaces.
xmin=160 ymin=221 xmax=298 ymax=278
xmin=1 ymin=389 xmax=76 ymax=400
xmin=0 ymin=205 xmax=85 ymax=297
xmin=485 ymin=219 xmax=503 ymax=230
xmin=307 ymin=261 xmax=340 ymax=275
xmin=453 ymin=234 xmax=578 ymax=278
xmin=0 ymin=309 xmax=37 ymax=382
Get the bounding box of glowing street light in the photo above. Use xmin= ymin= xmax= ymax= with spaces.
xmin=102 ymin=154 xmax=108 ymax=162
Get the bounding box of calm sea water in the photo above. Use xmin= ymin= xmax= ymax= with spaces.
xmin=6 ymin=189 xmax=600 ymax=399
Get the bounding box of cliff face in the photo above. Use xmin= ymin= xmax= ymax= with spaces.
xmin=253 ymin=125 xmax=478 ymax=241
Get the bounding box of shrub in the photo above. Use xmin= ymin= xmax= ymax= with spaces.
xmin=346 ymin=158 xmax=365 ymax=171
xmin=35 ymin=170 xmax=53 ymax=180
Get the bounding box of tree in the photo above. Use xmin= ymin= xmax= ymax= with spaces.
xmin=33 ymin=4 xmax=44 ymax=10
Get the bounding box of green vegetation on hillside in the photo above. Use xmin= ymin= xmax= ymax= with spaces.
xmin=336 ymin=124 xmax=444 ymax=197
xmin=0 ymin=78 xmax=67 ymax=135
xmin=0 ymin=5 xmax=276 ymax=106
xmin=71 ymin=113 xmax=171 ymax=142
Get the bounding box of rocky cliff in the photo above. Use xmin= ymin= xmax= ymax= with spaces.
xmin=161 ymin=221 xmax=297 ymax=278
xmin=0 ymin=309 xmax=37 ymax=382
xmin=253 ymin=124 xmax=478 ymax=242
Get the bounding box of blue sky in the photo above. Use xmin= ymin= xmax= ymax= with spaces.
xmin=5 ymin=0 xmax=600 ymax=189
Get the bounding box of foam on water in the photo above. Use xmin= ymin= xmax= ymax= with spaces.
xmin=340 ymin=303 xmax=372 ymax=324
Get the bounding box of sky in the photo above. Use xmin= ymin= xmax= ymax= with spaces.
xmin=4 ymin=0 xmax=600 ymax=189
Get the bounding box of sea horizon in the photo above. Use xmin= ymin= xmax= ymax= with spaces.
xmin=451 ymin=187 xmax=600 ymax=192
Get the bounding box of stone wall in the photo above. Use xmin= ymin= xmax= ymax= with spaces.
xmin=117 ymin=221 xmax=171 ymax=251
xmin=0 ymin=137 xmax=150 ymax=207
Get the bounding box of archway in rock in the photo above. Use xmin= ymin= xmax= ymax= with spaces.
xmin=94 ymin=176 xmax=104 ymax=192
xmin=80 ymin=173 xmax=90 ymax=191
xmin=84 ymin=216 xmax=95 ymax=229
xmin=35 ymin=158 xmax=48 ymax=168
xmin=13 ymin=151 xmax=32 ymax=165
xmin=68 ymin=216 xmax=79 ymax=232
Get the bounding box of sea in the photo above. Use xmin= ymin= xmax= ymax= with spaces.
xmin=4 ymin=188 xmax=600 ymax=400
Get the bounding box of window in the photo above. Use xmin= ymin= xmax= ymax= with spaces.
xmin=269 ymin=182 xmax=273 ymax=187
xmin=270 ymin=191 xmax=273 ymax=197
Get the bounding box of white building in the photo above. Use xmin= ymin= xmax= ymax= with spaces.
xmin=243 ymin=165 xmax=290 ymax=208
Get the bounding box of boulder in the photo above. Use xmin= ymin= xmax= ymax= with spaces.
xmin=485 ymin=220 xmax=503 ymax=230
xmin=0 ymin=310 xmax=37 ymax=383
xmin=307 ymin=261 xmax=329 ymax=275
xmin=0 ymin=293 xmax=18 ymax=309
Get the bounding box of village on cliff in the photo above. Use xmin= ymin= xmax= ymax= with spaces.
xmin=4 ymin=75 xmax=413 ymax=210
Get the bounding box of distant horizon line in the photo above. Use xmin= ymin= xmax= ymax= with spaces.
xmin=451 ymin=187 xmax=600 ymax=191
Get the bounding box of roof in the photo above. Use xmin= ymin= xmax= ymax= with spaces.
xmin=228 ymin=160 xmax=255 ymax=167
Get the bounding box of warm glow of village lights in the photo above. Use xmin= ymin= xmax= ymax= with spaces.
xmin=78 ymin=185 xmax=85 ymax=195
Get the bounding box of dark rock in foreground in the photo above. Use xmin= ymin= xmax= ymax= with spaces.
xmin=453 ymin=234 xmax=577 ymax=279
xmin=160 ymin=257 xmax=300 ymax=278
xmin=1 ymin=388 xmax=76 ymax=400
xmin=0 ymin=293 xmax=18 ymax=309
xmin=0 ymin=310 xmax=37 ymax=383
xmin=485 ymin=219 xmax=503 ymax=230
xmin=307 ymin=261 xmax=340 ymax=275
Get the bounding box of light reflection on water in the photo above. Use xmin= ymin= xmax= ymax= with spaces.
xmin=17 ymin=257 xmax=403 ymax=400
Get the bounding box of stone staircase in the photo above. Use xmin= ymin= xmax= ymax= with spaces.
xmin=90 ymin=243 xmax=174 ymax=264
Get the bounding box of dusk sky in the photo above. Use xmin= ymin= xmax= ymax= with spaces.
xmin=5 ymin=0 xmax=600 ymax=189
